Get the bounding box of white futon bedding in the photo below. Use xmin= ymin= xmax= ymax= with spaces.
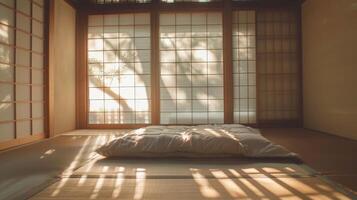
xmin=96 ymin=124 xmax=297 ymax=158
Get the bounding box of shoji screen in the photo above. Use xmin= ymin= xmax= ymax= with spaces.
xmin=88 ymin=13 xmax=151 ymax=124
xmin=0 ymin=0 xmax=45 ymax=143
xmin=256 ymin=10 xmax=299 ymax=123
xmin=159 ymin=12 xmax=224 ymax=124
xmin=233 ymin=10 xmax=256 ymax=124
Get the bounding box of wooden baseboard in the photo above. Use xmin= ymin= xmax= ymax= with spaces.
xmin=0 ymin=134 xmax=46 ymax=151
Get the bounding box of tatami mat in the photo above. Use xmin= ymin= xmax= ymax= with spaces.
xmin=0 ymin=130 xmax=128 ymax=200
xmin=31 ymin=156 xmax=357 ymax=200
xmin=1 ymin=129 xmax=356 ymax=200
xmin=31 ymin=176 xmax=354 ymax=200
xmin=69 ymin=158 xmax=313 ymax=178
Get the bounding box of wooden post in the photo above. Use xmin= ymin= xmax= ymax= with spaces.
xmin=223 ymin=0 xmax=233 ymax=124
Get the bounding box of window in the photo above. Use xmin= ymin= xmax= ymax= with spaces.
xmin=83 ymin=5 xmax=301 ymax=127
xmin=233 ymin=10 xmax=256 ymax=124
xmin=0 ymin=0 xmax=45 ymax=142
xmin=88 ymin=13 xmax=151 ymax=124
xmin=159 ymin=12 xmax=224 ymax=124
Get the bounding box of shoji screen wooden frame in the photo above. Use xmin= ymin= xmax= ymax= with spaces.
xmin=256 ymin=7 xmax=302 ymax=127
xmin=0 ymin=0 xmax=50 ymax=150
xmin=75 ymin=0 xmax=302 ymax=129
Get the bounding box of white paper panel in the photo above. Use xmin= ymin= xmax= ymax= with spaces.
xmin=0 ymin=103 xmax=14 ymax=121
xmin=135 ymin=25 xmax=150 ymax=37
xmin=159 ymin=12 xmax=223 ymax=124
xmin=135 ymin=13 xmax=150 ymax=25
xmin=89 ymin=112 xmax=104 ymax=124
xmin=120 ymin=112 xmax=134 ymax=124
xmin=89 ymin=15 xmax=104 ymax=26
xmin=88 ymin=13 xmax=151 ymax=124
xmin=0 ymin=5 xmax=14 ymax=26
xmin=233 ymin=11 xmax=257 ymax=124
xmin=0 ymin=63 xmax=13 ymax=81
xmin=0 ymin=123 xmax=14 ymax=142
xmin=16 ymin=120 xmax=31 ymax=138
xmin=16 ymin=67 xmax=30 ymax=83
xmin=88 ymin=39 xmax=104 ymax=50
xmin=16 ymin=49 xmax=30 ymax=67
xmin=16 ymin=0 xmax=31 ymax=15
xmin=103 ymin=38 xmax=118 ymax=50
xmin=32 ymin=69 xmax=43 ymax=84
xmin=103 ymin=15 xmax=117 ymax=26
xmin=0 ymin=44 xmax=14 ymax=64
xmin=16 ymin=85 xmax=30 ymax=101
xmin=105 ymin=112 xmax=119 ymax=124
xmin=135 ymin=112 xmax=150 ymax=123
xmin=118 ymin=26 xmax=134 ymax=38
xmin=0 ymin=24 xmax=15 ymax=44
xmin=32 ymin=119 xmax=44 ymax=133
xmin=32 ymin=37 xmax=44 ymax=53
xmin=32 ymin=53 xmax=44 ymax=68
xmin=88 ymin=27 xmax=103 ymax=39
xmin=16 ymin=103 xmax=30 ymax=119
xmin=33 ymin=0 xmax=44 ymax=6
xmin=32 ymin=4 xmax=44 ymax=22
xmin=32 ymin=86 xmax=43 ymax=101
xmin=0 ymin=84 xmax=13 ymax=102
xmin=1 ymin=0 xmax=15 ymax=7
xmin=16 ymin=14 xmax=31 ymax=32
xmin=32 ymin=20 xmax=43 ymax=37
xmin=119 ymin=14 xmax=134 ymax=25
xmin=32 ymin=102 xmax=44 ymax=118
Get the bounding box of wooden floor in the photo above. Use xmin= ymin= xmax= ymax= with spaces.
xmin=261 ymin=128 xmax=357 ymax=193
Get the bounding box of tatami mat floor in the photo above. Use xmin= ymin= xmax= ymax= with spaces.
xmin=0 ymin=128 xmax=356 ymax=200
xmin=262 ymin=128 xmax=357 ymax=193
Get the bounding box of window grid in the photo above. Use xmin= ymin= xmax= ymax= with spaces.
xmin=88 ymin=13 xmax=151 ymax=125
xmin=84 ymin=9 xmax=300 ymax=126
xmin=233 ymin=10 xmax=256 ymax=124
xmin=0 ymin=0 xmax=45 ymax=143
xmin=159 ymin=12 xmax=224 ymax=125
xmin=256 ymin=10 xmax=299 ymax=121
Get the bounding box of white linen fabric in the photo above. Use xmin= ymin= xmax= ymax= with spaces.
xmin=96 ymin=124 xmax=297 ymax=158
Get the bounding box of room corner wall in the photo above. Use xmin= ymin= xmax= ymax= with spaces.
xmin=53 ymin=0 xmax=76 ymax=135
xmin=302 ymin=0 xmax=357 ymax=140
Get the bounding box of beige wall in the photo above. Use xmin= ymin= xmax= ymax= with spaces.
xmin=53 ymin=0 xmax=76 ymax=135
xmin=302 ymin=0 xmax=357 ymax=140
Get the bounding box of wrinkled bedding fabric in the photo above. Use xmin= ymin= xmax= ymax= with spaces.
xmin=96 ymin=124 xmax=297 ymax=158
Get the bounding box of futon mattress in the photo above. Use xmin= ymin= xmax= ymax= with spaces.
xmin=96 ymin=124 xmax=297 ymax=158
